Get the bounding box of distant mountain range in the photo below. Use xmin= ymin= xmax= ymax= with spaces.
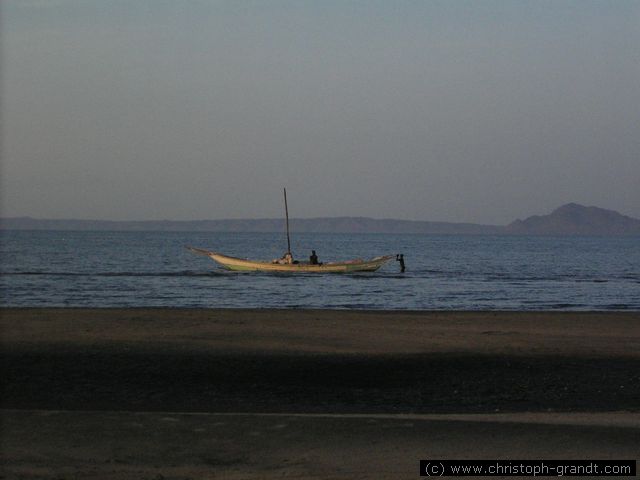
xmin=2 ymin=203 xmax=639 ymax=235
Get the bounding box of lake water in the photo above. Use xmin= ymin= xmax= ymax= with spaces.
xmin=1 ymin=230 xmax=638 ymax=310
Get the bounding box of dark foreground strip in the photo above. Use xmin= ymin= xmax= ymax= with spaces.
xmin=2 ymin=348 xmax=639 ymax=413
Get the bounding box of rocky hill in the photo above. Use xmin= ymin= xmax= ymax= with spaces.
xmin=505 ymin=203 xmax=640 ymax=235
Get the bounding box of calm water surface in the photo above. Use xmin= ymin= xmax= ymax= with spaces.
xmin=1 ymin=230 xmax=638 ymax=310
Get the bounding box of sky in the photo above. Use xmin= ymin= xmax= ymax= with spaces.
xmin=2 ymin=0 xmax=639 ymax=225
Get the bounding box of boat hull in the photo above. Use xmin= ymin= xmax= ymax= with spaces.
xmin=188 ymin=248 xmax=393 ymax=273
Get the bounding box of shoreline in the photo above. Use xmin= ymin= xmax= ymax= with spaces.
xmin=2 ymin=308 xmax=638 ymax=356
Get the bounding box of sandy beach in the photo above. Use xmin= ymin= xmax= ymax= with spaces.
xmin=1 ymin=309 xmax=639 ymax=479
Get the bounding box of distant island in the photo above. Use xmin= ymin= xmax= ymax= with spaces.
xmin=2 ymin=203 xmax=639 ymax=236
xmin=505 ymin=203 xmax=640 ymax=236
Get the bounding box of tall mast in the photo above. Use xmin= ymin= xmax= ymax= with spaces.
xmin=284 ymin=188 xmax=291 ymax=254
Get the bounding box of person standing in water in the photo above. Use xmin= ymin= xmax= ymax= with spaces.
xmin=396 ymin=254 xmax=405 ymax=272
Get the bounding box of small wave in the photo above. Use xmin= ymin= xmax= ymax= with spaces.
xmin=482 ymin=273 xmax=625 ymax=283
xmin=620 ymin=274 xmax=640 ymax=281
xmin=1 ymin=270 xmax=227 ymax=278
xmin=347 ymin=273 xmax=409 ymax=280
xmin=545 ymin=303 xmax=584 ymax=309
xmin=602 ymin=303 xmax=634 ymax=310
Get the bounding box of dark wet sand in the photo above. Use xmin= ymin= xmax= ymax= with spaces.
xmin=1 ymin=309 xmax=639 ymax=479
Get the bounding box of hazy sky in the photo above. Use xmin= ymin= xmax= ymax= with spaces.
xmin=2 ymin=0 xmax=639 ymax=224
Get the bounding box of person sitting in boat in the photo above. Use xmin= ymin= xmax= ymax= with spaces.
xmin=310 ymin=250 xmax=319 ymax=265
xmin=273 ymin=252 xmax=294 ymax=264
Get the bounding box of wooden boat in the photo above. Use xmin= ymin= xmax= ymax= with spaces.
xmin=187 ymin=247 xmax=394 ymax=273
xmin=188 ymin=188 xmax=395 ymax=273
